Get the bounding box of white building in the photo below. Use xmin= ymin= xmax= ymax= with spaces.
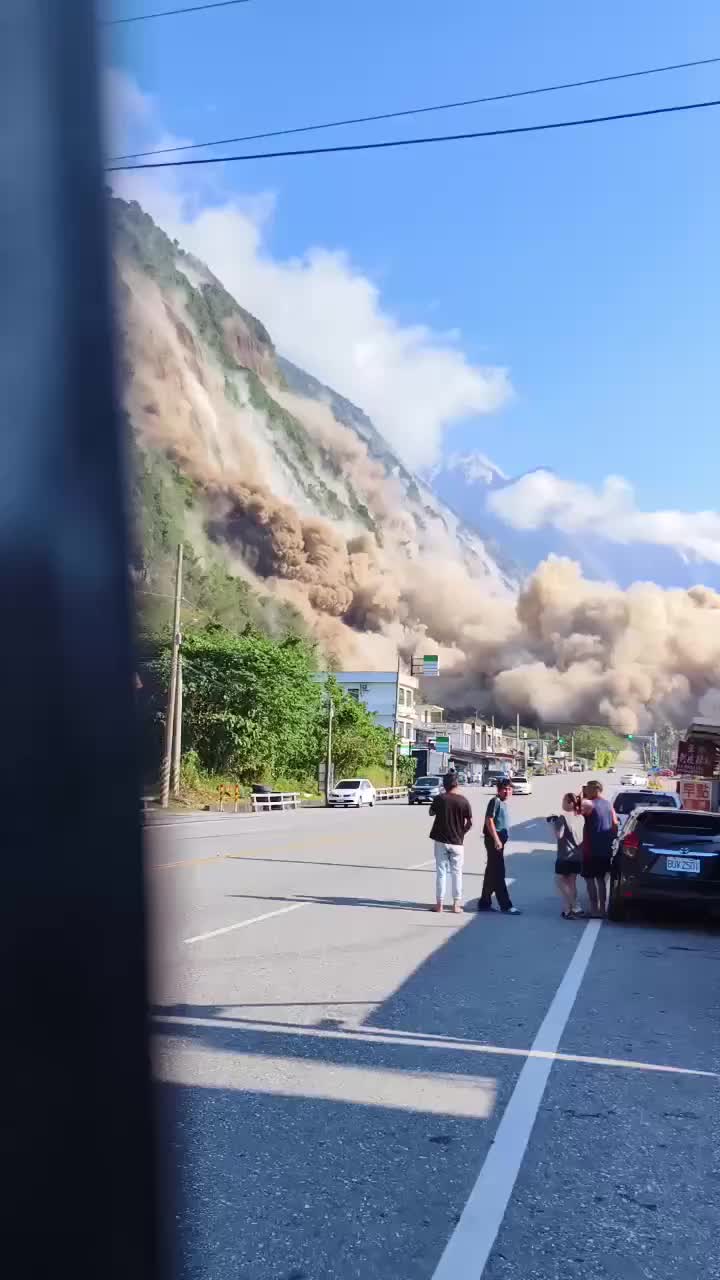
xmin=315 ymin=670 xmax=420 ymax=739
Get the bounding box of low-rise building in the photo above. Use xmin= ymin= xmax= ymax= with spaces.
xmin=314 ymin=670 xmax=419 ymax=739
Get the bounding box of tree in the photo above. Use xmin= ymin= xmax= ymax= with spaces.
xmin=323 ymin=677 xmax=394 ymax=778
xmin=148 ymin=624 xmax=324 ymax=782
xmin=570 ymin=725 xmax=625 ymax=766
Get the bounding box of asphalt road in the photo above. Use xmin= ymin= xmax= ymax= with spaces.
xmin=149 ymin=774 xmax=720 ymax=1280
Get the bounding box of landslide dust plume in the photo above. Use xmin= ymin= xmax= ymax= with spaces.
xmin=116 ymin=225 xmax=720 ymax=735
xmin=455 ymin=557 xmax=720 ymax=735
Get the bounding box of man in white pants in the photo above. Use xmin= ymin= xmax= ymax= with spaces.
xmin=428 ymin=771 xmax=473 ymax=914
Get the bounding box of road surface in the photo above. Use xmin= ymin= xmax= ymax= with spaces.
xmin=149 ymin=774 xmax=720 ymax=1280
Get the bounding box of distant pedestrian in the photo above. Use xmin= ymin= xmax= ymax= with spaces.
xmin=581 ymin=780 xmax=616 ymax=917
xmin=428 ymin=771 xmax=472 ymax=914
xmin=550 ymin=792 xmax=584 ymax=918
xmin=479 ymin=779 xmax=521 ymax=914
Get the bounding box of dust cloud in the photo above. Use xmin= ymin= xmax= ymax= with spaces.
xmin=119 ymin=258 xmax=720 ymax=736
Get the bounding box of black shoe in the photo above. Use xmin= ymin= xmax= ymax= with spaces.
xmin=502 ymin=906 xmax=522 ymax=915
xmin=477 ymin=901 xmax=496 ymax=912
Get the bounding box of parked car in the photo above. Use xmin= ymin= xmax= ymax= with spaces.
xmin=485 ymin=769 xmax=511 ymax=788
xmin=613 ymin=787 xmax=681 ymax=833
xmin=408 ymin=775 xmax=444 ymax=804
xmin=328 ymin=778 xmax=376 ymax=808
xmin=510 ymin=774 xmax=532 ymax=795
xmin=608 ymin=806 xmax=720 ymax=920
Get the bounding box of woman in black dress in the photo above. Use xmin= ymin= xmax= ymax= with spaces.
xmin=552 ymin=792 xmax=584 ymax=918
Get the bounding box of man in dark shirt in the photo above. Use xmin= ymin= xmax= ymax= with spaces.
xmin=478 ymin=779 xmax=521 ymax=914
xmin=428 ymin=772 xmax=472 ymax=913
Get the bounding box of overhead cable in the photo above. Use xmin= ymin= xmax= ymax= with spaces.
xmin=110 ymin=53 xmax=720 ymax=161
xmin=107 ymin=96 xmax=720 ymax=170
xmin=103 ymin=0 xmax=250 ymax=26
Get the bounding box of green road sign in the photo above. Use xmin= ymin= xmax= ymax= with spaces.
xmin=435 ymin=735 xmax=450 ymax=750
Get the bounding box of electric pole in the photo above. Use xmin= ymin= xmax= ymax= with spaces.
xmin=325 ymin=696 xmax=334 ymax=804
xmin=160 ymin=542 xmax=183 ymax=808
xmin=392 ymin=653 xmax=401 ymax=787
xmin=171 ymin=652 xmax=183 ymax=798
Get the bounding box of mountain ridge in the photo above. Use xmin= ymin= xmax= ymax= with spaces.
xmin=113 ymin=196 xmax=517 ymax=665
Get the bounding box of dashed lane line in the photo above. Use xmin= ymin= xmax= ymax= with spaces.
xmin=183 ymin=902 xmax=308 ymax=944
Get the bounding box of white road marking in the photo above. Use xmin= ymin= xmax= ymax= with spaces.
xmin=183 ymin=901 xmax=307 ymax=944
xmin=431 ymin=919 xmax=603 ymax=1280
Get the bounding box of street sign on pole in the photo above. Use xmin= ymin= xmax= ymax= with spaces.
xmin=435 ymin=734 xmax=450 ymax=750
xmin=423 ymin=654 xmax=439 ymax=677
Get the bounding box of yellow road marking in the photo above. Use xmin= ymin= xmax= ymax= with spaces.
xmin=152 ymin=829 xmax=418 ymax=871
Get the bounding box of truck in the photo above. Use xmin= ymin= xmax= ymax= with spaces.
xmin=411 ymin=746 xmax=449 ymax=778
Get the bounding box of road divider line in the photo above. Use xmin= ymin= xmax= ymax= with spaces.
xmin=183 ymin=901 xmax=307 ymax=944
xmin=154 ymin=853 xmax=229 ymax=871
xmin=431 ymin=919 xmax=602 ymax=1280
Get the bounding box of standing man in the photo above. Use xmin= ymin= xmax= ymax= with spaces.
xmin=428 ymin=771 xmax=472 ymax=914
xmin=479 ymin=779 xmax=521 ymax=914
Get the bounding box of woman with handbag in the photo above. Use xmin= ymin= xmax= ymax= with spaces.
xmin=551 ymin=792 xmax=584 ymax=918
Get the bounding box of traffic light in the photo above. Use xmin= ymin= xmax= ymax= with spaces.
xmin=558 ymin=737 xmax=565 ymax=745
xmin=626 ymin=734 xmax=634 ymax=740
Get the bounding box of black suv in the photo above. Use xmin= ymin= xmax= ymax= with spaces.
xmin=609 ymin=806 xmax=720 ymax=920
xmin=408 ymin=775 xmax=444 ymax=805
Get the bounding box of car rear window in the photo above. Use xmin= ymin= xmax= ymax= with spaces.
xmin=614 ymin=791 xmax=676 ymax=814
xmin=637 ymin=810 xmax=720 ymax=836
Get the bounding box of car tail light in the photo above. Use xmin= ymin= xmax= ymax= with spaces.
xmin=623 ymin=831 xmax=640 ymax=855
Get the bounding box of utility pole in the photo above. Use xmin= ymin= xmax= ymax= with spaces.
xmin=571 ymin=733 xmax=575 ymax=764
xmin=325 ymin=695 xmax=334 ymax=804
xmin=392 ymin=652 xmax=401 ymax=787
xmin=171 ymin=653 xmax=183 ymax=797
xmin=515 ymin=712 xmax=520 ymax=753
xmin=160 ymin=542 xmax=183 ymax=808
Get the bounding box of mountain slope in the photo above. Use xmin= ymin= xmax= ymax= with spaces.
xmin=113 ymin=197 xmax=517 ymax=665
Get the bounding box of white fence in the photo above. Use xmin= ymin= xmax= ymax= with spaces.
xmin=251 ymin=791 xmax=302 ymax=813
xmin=375 ymin=786 xmax=408 ymax=802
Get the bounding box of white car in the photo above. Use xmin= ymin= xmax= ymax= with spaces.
xmin=620 ymin=772 xmax=647 ymax=787
xmin=510 ymin=775 xmax=532 ymax=796
xmin=328 ymin=778 xmax=376 ymax=808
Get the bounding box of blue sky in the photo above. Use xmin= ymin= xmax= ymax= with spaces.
xmin=104 ymin=0 xmax=720 ymax=514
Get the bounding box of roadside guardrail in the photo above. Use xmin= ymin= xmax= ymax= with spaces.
xmin=375 ymin=786 xmax=408 ymax=802
xmin=251 ymin=791 xmax=302 ymax=813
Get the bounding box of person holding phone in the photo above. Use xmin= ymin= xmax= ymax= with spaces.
xmin=549 ymin=792 xmax=584 ymax=918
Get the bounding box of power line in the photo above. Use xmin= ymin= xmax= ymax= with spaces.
xmin=110 ymin=53 xmax=720 ymax=161
xmin=103 ymin=0 xmax=249 ymax=26
xmin=107 ymin=96 xmax=720 ymax=170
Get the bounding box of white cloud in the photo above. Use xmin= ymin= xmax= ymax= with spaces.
xmin=488 ymin=469 xmax=720 ymax=564
xmin=107 ymin=70 xmax=511 ymax=469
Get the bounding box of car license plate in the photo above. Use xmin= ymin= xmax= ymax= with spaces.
xmin=666 ymin=855 xmax=700 ymax=874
